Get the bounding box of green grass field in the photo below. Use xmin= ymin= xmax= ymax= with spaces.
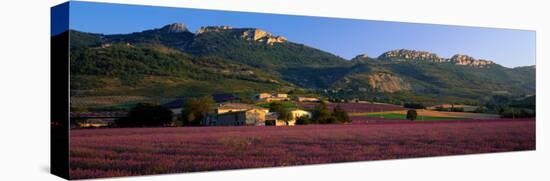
xmin=366 ymin=113 xmax=466 ymax=121
xmin=257 ymin=102 xmax=298 ymax=109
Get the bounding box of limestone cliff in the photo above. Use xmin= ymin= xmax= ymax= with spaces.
xmin=196 ymin=26 xmax=233 ymax=34
xmin=378 ymin=49 xmax=445 ymax=62
xmin=374 ymin=49 xmax=495 ymax=68
xmin=196 ymin=26 xmax=286 ymax=45
xmin=241 ymin=29 xmax=287 ymax=45
xmin=366 ymin=72 xmax=411 ymax=93
xmin=450 ymin=54 xmax=494 ymax=67
xmin=334 ymin=72 xmax=411 ymax=93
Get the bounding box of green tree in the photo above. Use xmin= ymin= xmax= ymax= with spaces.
xmin=269 ymin=102 xmax=292 ymax=125
xmin=312 ymin=101 xmax=334 ymax=124
xmin=332 ymin=104 xmax=351 ymax=123
xmin=295 ymin=116 xmax=311 ymax=125
xmin=406 ymin=110 xmax=418 ymax=121
xmin=116 ymin=103 xmax=173 ymax=127
xmin=181 ymin=96 xmax=215 ymax=126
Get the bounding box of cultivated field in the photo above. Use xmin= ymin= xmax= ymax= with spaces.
xmin=299 ymin=102 xmax=498 ymax=121
xmin=298 ymin=102 xmax=405 ymax=113
xmin=70 ymin=118 xmax=535 ymax=179
xmin=353 ymin=110 xmax=501 ymax=120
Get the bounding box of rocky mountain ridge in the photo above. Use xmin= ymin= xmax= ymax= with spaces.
xmin=159 ymin=23 xmax=189 ymax=33
xmin=359 ymin=49 xmax=495 ymax=68
xmin=64 ymin=23 xmax=535 ymax=104
xmin=196 ymin=25 xmax=287 ymax=45
xmin=449 ymin=54 xmax=494 ymax=68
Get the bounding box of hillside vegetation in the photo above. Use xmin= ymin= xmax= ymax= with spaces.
xmin=61 ymin=23 xmax=535 ymax=106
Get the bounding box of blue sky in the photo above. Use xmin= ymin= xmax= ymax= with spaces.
xmin=60 ymin=1 xmax=536 ymax=67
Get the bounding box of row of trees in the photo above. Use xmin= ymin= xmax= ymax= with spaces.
xmin=115 ymin=99 xmax=352 ymax=128
xmin=296 ymin=101 xmax=351 ymax=125
xmin=268 ymin=102 xmax=293 ymax=125
xmin=115 ymin=96 xmax=216 ymax=128
xmin=115 ymin=103 xmax=173 ymax=127
xmin=486 ymin=95 xmax=536 ymax=118
xmin=263 ymin=101 xmax=351 ymax=125
xmin=403 ymin=102 xmax=426 ymax=109
xmin=180 ymin=96 xmax=215 ymax=126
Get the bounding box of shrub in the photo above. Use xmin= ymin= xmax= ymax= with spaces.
xmin=269 ymin=102 xmax=292 ymax=124
xmin=312 ymin=101 xmax=333 ymax=124
xmin=295 ymin=116 xmax=311 ymax=125
xmin=406 ymin=110 xmax=417 ymax=121
xmin=115 ymin=103 xmax=173 ymax=127
xmin=332 ymin=104 xmax=351 ymax=123
xmin=404 ymin=102 xmax=425 ymax=109
xmin=500 ymin=107 xmax=535 ymax=118
xmin=181 ymin=96 xmax=215 ymax=126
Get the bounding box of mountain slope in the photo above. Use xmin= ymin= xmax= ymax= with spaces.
xmin=65 ymin=24 xmax=535 ymax=105
xmin=70 ymin=24 xmax=349 ymax=69
xmin=68 ymin=42 xmax=295 ymax=97
xmin=325 ymin=51 xmax=535 ymax=104
xmin=185 ymin=26 xmax=348 ymax=69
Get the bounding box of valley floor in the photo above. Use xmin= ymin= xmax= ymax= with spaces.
xmin=69 ymin=118 xmax=535 ymax=179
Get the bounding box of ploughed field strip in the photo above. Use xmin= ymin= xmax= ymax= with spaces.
xmin=350 ymin=109 xmax=501 ymax=122
xmin=70 ymin=118 xmax=535 ymax=179
xmin=298 ymin=102 xmax=405 ymax=113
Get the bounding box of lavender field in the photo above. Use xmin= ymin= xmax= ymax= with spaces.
xmin=70 ymin=118 xmax=535 ymax=179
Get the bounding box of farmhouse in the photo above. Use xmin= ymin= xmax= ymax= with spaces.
xmin=202 ymin=102 xmax=311 ymax=127
xmin=216 ymin=103 xmax=269 ymax=114
xmin=255 ymin=92 xmax=290 ymax=102
xmin=268 ymin=109 xmax=312 ymax=126
xmin=70 ymin=112 xmax=125 ymax=128
xmin=77 ymin=119 xmax=114 ymax=128
xmin=427 ymin=104 xmax=479 ymax=112
xmin=291 ymin=109 xmax=312 ymax=120
xmin=297 ymin=97 xmax=320 ymax=102
xmin=265 ymin=112 xmax=279 ymax=125
xmin=203 ymin=103 xmax=269 ymax=126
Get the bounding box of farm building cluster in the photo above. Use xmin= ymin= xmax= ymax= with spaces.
xmin=202 ymin=103 xmax=311 ymax=126
xmin=71 ymin=92 xmax=318 ymax=128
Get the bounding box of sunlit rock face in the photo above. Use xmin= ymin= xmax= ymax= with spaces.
xmin=366 ymin=72 xmax=411 ymax=93
xmin=196 ymin=26 xmax=234 ymax=34
xmin=378 ymin=49 xmax=445 ymax=62
xmin=196 ymin=26 xmax=287 ymax=45
xmin=241 ymin=29 xmax=287 ymax=45
xmin=376 ymin=49 xmax=494 ymax=68
xmin=159 ymin=23 xmax=189 ymax=33
xmin=450 ymin=54 xmax=494 ymax=67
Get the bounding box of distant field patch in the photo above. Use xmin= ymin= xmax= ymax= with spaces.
xmin=365 ymin=113 xmax=465 ymax=121
xmin=298 ymin=102 xmax=404 ymax=113
xmin=352 ymin=109 xmax=500 ymax=120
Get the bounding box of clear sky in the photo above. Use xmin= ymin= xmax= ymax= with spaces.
xmin=61 ymin=1 xmax=536 ymax=68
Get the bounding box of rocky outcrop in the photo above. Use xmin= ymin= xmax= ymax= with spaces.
xmin=159 ymin=23 xmax=189 ymax=33
xmin=366 ymin=72 xmax=411 ymax=93
xmin=378 ymin=49 xmax=445 ymax=62
xmin=373 ymin=49 xmax=495 ymax=68
xmin=449 ymin=54 xmax=494 ymax=67
xmin=196 ymin=26 xmax=233 ymax=34
xmin=351 ymin=54 xmax=370 ymax=61
xmin=241 ymin=29 xmax=287 ymax=45
xmin=196 ymin=26 xmax=286 ymax=45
